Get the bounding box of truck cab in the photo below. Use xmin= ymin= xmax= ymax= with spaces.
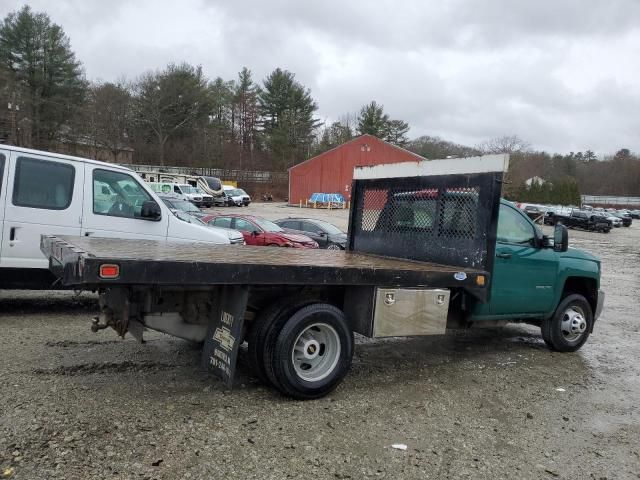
xmin=471 ymin=200 xmax=603 ymax=351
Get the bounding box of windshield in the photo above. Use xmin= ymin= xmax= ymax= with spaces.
xmin=254 ymin=217 xmax=283 ymax=232
xmin=228 ymin=189 xmax=245 ymax=196
xmin=313 ymin=220 xmax=343 ymax=235
xmin=174 ymin=210 xmax=205 ymax=225
xmin=203 ymin=176 xmax=221 ymax=190
xmin=180 ymin=184 xmax=198 ymax=194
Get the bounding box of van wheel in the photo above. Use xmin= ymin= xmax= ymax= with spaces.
xmin=246 ymin=297 xmax=320 ymax=386
xmin=269 ymin=303 xmax=353 ymax=400
xmin=542 ymin=294 xmax=593 ymax=352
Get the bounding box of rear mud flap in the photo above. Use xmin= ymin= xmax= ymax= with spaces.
xmin=201 ymin=286 xmax=249 ymax=388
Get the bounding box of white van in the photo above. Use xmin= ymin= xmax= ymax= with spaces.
xmin=147 ymin=182 xmax=204 ymax=206
xmin=0 ymin=145 xmax=230 ymax=289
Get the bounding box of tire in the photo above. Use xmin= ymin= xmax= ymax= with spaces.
xmin=269 ymin=303 xmax=354 ymax=400
xmin=267 ymin=243 xmax=280 ymax=247
xmin=246 ymin=297 xmax=320 ymax=386
xmin=326 ymin=243 xmax=342 ymax=251
xmin=541 ymin=294 xmax=593 ymax=352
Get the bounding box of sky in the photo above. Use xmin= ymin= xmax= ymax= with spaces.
xmin=2 ymin=0 xmax=639 ymax=155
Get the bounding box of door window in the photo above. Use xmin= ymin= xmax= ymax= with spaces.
xmin=12 ymin=157 xmax=75 ymax=210
xmin=234 ymin=218 xmax=257 ymax=233
xmin=497 ymin=204 xmax=535 ymax=245
xmin=280 ymin=220 xmax=300 ymax=230
xmin=93 ymin=169 xmax=152 ymax=218
xmin=173 ymin=185 xmax=181 ymax=194
xmin=301 ymin=221 xmax=320 ymax=233
xmin=212 ymin=217 xmax=232 ymax=229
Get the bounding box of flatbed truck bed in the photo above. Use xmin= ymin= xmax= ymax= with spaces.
xmin=42 ymin=235 xmax=488 ymax=291
xmin=40 ymin=155 xmax=509 ymax=399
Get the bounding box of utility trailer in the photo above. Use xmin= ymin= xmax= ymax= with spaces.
xmin=41 ymin=155 xmax=507 ymax=399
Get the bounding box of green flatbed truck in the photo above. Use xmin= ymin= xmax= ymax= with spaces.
xmin=40 ymin=155 xmax=604 ymax=399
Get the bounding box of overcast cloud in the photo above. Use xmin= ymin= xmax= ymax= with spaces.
xmin=2 ymin=0 xmax=639 ymax=154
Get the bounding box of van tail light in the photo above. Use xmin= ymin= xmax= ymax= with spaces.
xmin=99 ymin=264 xmax=120 ymax=279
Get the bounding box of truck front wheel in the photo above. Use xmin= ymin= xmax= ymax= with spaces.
xmin=270 ymin=303 xmax=354 ymax=400
xmin=542 ymin=294 xmax=593 ymax=352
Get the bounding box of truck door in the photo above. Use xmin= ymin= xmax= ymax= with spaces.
xmin=484 ymin=203 xmax=558 ymax=316
xmin=1 ymin=151 xmax=84 ymax=269
xmin=81 ymin=165 xmax=168 ymax=240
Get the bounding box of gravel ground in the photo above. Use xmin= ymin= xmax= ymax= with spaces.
xmin=1 ymin=204 xmax=639 ymax=479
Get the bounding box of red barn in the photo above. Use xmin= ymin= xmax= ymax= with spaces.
xmin=288 ymin=134 xmax=425 ymax=205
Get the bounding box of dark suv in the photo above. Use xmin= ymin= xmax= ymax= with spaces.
xmin=275 ymin=218 xmax=347 ymax=250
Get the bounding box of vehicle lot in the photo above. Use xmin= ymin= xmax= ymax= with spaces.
xmin=1 ymin=203 xmax=639 ymax=479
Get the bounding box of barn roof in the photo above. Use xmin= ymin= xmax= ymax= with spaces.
xmin=288 ymin=134 xmax=426 ymax=171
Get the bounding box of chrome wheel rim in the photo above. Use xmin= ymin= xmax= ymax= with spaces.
xmin=560 ymin=306 xmax=587 ymax=343
xmin=291 ymin=323 xmax=341 ymax=382
xmin=326 ymin=244 xmax=341 ymax=250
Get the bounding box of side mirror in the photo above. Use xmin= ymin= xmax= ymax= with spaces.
xmin=141 ymin=200 xmax=162 ymax=221
xmin=553 ymin=224 xmax=568 ymax=252
xmin=318 ymin=231 xmax=327 ymax=236
xmin=252 ymin=230 xmax=261 ymax=236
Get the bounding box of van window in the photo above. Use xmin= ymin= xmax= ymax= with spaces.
xmin=13 ymin=157 xmax=75 ymax=210
xmin=93 ymin=169 xmax=152 ymax=219
xmin=161 ymin=184 xmax=171 ymax=194
xmin=173 ymin=185 xmax=181 ymax=194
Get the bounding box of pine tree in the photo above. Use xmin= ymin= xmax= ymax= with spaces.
xmin=0 ymin=5 xmax=86 ymax=149
xmin=259 ymin=68 xmax=320 ymax=169
xmin=357 ymin=101 xmax=389 ymax=138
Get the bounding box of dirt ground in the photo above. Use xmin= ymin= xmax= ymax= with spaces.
xmin=1 ymin=203 xmax=639 ymax=479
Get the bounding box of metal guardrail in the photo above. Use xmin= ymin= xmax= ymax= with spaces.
xmin=121 ymin=164 xmax=288 ymax=184
xmin=581 ymin=195 xmax=640 ymax=207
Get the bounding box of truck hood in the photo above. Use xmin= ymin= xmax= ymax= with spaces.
xmin=560 ymin=247 xmax=600 ymax=264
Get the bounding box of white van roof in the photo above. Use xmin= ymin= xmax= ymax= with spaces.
xmin=0 ymin=145 xmax=134 ymax=173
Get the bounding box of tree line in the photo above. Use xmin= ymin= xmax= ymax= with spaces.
xmin=0 ymin=6 xmax=414 ymax=171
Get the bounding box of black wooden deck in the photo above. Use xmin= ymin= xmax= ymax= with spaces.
xmin=41 ymin=235 xmax=488 ymax=297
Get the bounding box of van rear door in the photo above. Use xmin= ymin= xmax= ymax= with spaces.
xmin=1 ymin=151 xmax=84 ymax=269
xmin=81 ymin=164 xmax=168 ymax=239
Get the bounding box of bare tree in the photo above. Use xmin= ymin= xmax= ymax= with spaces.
xmin=134 ymin=64 xmax=211 ymax=166
xmin=476 ymin=135 xmax=530 ymax=154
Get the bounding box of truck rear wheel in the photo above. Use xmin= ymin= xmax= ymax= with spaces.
xmin=246 ymin=297 xmax=320 ymax=386
xmin=542 ymin=294 xmax=593 ymax=352
xmin=269 ymin=303 xmax=354 ymax=400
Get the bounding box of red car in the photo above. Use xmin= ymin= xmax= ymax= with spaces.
xmin=199 ymin=214 xmax=319 ymax=248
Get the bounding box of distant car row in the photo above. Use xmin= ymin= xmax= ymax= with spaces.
xmin=144 ymin=180 xmax=252 ymax=209
xmin=158 ymin=193 xmax=346 ymax=250
xmin=517 ymin=203 xmax=635 ymax=233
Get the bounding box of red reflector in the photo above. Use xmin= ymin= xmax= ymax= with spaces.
xmin=100 ymin=264 xmax=120 ymax=279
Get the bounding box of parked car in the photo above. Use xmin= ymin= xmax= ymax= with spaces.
xmin=200 ymin=214 xmax=319 ymax=248
xmin=147 ymin=182 xmax=203 ymax=205
xmin=216 ymin=186 xmax=251 ymax=207
xmin=192 ymin=187 xmax=213 ymax=208
xmin=550 ymin=209 xmax=611 ymax=233
xmin=171 ymin=210 xmax=245 ymax=245
xmin=592 ymin=211 xmax=622 ymax=227
xmin=629 ymin=210 xmax=640 ymax=219
xmin=274 ymin=218 xmax=347 ymax=250
xmin=521 ymin=204 xmax=546 ymax=221
xmin=0 ymin=146 xmax=231 ymax=289
xmin=610 ymin=212 xmax=632 ymax=227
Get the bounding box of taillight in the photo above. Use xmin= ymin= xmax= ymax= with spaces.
xmin=99 ymin=264 xmax=120 ymax=279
